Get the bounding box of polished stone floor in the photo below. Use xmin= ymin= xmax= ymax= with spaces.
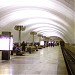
xmin=0 ymin=46 xmax=68 ymax=75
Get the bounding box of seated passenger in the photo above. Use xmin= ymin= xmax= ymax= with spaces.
xmin=15 ymin=45 xmax=21 ymax=55
xmin=16 ymin=46 xmax=20 ymax=51
xmin=16 ymin=45 xmax=25 ymax=55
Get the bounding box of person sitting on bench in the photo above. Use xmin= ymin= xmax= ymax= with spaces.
xmin=16 ymin=45 xmax=21 ymax=55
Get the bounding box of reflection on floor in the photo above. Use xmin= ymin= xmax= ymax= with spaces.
xmin=0 ymin=46 xmax=68 ymax=75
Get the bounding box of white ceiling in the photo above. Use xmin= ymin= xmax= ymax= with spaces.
xmin=0 ymin=0 xmax=75 ymax=43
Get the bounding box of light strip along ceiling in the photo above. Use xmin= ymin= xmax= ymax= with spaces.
xmin=0 ymin=0 xmax=74 ymax=43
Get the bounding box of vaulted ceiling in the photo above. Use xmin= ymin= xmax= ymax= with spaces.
xmin=0 ymin=0 xmax=75 ymax=43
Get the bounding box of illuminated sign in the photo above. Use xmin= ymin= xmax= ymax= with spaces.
xmin=40 ymin=41 xmax=44 ymax=46
xmin=0 ymin=36 xmax=13 ymax=51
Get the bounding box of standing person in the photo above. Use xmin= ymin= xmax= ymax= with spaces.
xmin=21 ymin=41 xmax=26 ymax=51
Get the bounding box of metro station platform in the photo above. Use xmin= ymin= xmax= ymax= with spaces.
xmin=0 ymin=46 xmax=68 ymax=75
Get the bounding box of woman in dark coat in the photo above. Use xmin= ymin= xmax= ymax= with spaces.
xmin=21 ymin=41 xmax=26 ymax=51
